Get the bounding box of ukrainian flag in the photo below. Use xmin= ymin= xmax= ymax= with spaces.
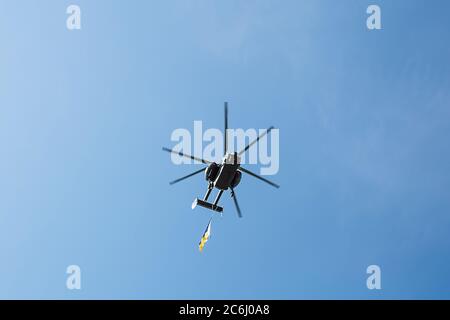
xmin=198 ymin=219 xmax=212 ymax=252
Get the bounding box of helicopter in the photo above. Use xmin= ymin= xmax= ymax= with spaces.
xmin=162 ymin=102 xmax=279 ymax=217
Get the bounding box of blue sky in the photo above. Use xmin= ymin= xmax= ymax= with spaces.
xmin=1 ymin=0 xmax=450 ymax=299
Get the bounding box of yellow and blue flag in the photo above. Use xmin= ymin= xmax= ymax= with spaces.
xmin=198 ymin=219 xmax=212 ymax=252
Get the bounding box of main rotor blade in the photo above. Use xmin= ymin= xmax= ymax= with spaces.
xmin=224 ymin=102 xmax=228 ymax=156
xmin=238 ymin=126 xmax=274 ymax=156
xmin=162 ymin=147 xmax=211 ymax=164
xmin=239 ymin=167 xmax=280 ymax=189
xmin=230 ymin=187 xmax=242 ymax=218
xmin=169 ymin=167 xmax=206 ymax=185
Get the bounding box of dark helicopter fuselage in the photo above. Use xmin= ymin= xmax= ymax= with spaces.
xmin=205 ymin=152 xmax=242 ymax=191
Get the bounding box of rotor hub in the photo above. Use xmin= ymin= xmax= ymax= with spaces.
xmin=223 ymin=153 xmax=241 ymax=165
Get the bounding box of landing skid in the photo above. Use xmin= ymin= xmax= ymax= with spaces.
xmin=192 ymin=198 xmax=223 ymax=213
